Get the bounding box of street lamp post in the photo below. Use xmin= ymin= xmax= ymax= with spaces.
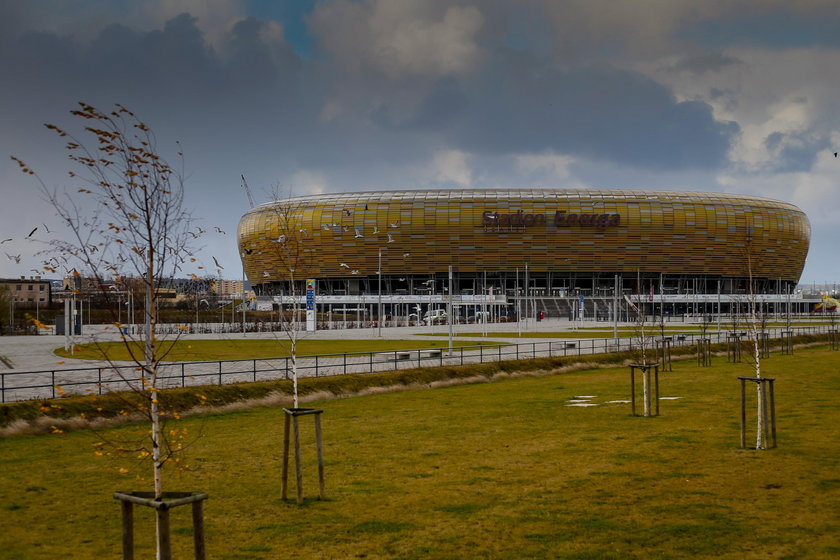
xmin=378 ymin=248 xmax=383 ymax=337
xmin=516 ymin=267 xmax=521 ymax=337
xmin=448 ymin=264 xmax=454 ymax=354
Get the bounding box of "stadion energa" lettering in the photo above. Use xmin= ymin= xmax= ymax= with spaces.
xmin=482 ymin=210 xmax=621 ymax=230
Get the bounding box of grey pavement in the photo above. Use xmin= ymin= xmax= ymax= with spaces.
xmin=0 ymin=318 xmax=705 ymax=403
xmin=0 ymin=317 xmax=623 ymax=373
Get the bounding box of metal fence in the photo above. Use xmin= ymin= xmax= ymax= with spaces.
xmin=1 ymin=324 xmax=834 ymax=404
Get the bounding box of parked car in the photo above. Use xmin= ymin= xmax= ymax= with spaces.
xmin=423 ymin=309 xmax=447 ymax=325
xmin=467 ymin=311 xmax=490 ymax=323
xmin=499 ymin=311 xmax=518 ymax=322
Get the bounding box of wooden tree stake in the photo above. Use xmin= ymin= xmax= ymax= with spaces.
xmin=114 ymin=491 xmax=208 ymax=560
xmin=281 ymin=408 xmax=326 ymax=505
xmin=629 ymin=363 xmax=660 ymax=417
xmin=738 ymin=376 xmax=777 ymax=450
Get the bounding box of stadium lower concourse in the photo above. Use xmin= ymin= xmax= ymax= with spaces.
xmin=237 ymin=189 xmax=812 ymax=321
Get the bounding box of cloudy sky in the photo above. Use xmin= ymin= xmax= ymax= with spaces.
xmin=1 ymin=0 xmax=838 ymax=285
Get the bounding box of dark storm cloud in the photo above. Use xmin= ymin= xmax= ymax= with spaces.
xmin=678 ymin=11 xmax=840 ymax=49
xmin=1 ymin=12 xmax=303 ymax=114
xmin=763 ymin=131 xmax=828 ymax=173
xmin=409 ymin=52 xmax=738 ymax=170
xmin=670 ymin=52 xmax=742 ymax=74
xmin=1 ymin=5 xmax=742 ymax=186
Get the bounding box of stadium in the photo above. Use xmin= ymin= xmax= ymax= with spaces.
xmin=237 ymin=189 xmax=811 ymax=321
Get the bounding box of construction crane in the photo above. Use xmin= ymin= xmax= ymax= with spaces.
xmin=241 ymin=174 xmax=256 ymax=208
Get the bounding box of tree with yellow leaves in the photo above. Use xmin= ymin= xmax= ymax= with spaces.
xmin=13 ymin=103 xmax=203 ymax=558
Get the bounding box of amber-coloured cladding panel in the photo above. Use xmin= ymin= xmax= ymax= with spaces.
xmin=238 ymin=189 xmax=810 ymax=284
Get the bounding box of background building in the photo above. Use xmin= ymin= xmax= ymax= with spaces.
xmin=238 ymin=189 xmax=811 ymax=319
xmin=0 ymin=276 xmax=52 ymax=308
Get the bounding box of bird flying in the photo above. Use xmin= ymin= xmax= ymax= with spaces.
xmin=213 ymin=256 xmax=223 ymax=269
xmin=354 ymin=228 xmax=363 ymax=238
xmin=387 ymin=233 xmax=394 ymax=243
xmin=27 ymin=227 xmax=37 ymax=237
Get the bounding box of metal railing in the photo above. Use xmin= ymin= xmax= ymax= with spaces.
xmin=1 ymin=324 xmax=834 ymax=404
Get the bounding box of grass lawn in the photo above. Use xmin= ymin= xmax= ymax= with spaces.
xmin=2 ymin=346 xmax=840 ymax=558
xmin=420 ymin=327 xmax=710 ymax=338
xmin=422 ymin=321 xmax=834 ymax=338
xmin=53 ymin=338 xmax=502 ymax=362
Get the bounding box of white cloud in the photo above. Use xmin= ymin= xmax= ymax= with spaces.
xmin=290 ymin=170 xmax=330 ymax=196
xmin=310 ymin=0 xmax=484 ymax=80
xmin=638 ymin=47 xmax=840 ymax=172
xmin=717 ymin=145 xmax=840 ymax=225
xmin=429 ymin=150 xmax=472 ymax=187
xmin=515 ymin=153 xmax=575 ymax=181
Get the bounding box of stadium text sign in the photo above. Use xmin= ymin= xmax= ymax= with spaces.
xmin=482 ymin=210 xmax=621 ymax=230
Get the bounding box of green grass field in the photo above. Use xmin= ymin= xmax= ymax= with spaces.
xmin=422 ymin=321 xmax=834 ymax=339
xmin=2 ymin=346 xmax=840 ymax=559
xmin=421 ymin=326 xmax=712 ymax=338
xmin=54 ymin=338 xmax=502 ymax=361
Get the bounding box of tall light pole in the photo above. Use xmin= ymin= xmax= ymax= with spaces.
xmin=614 ymin=273 xmax=619 ymax=341
xmin=524 ymin=262 xmax=529 ymax=331
xmin=516 ymin=267 xmax=521 ymax=337
xmin=377 ymin=248 xmax=383 ymax=337
xmin=482 ymin=270 xmax=488 ymax=337
xmin=448 ymin=264 xmax=454 ymax=355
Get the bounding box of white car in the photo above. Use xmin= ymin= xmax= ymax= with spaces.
xmin=423 ymin=310 xmax=447 ymax=325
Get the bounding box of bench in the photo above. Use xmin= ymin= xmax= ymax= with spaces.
xmin=380 ymin=350 xmax=442 ymax=361
xmin=377 ymin=351 xmax=412 ymax=361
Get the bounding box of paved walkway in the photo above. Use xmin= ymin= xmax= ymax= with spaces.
xmin=0 ymin=318 xmax=703 ymax=403
xmin=0 ymin=318 xmax=632 ymax=373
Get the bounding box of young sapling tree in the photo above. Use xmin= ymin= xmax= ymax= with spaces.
xmin=13 ymin=102 xmax=205 ymax=555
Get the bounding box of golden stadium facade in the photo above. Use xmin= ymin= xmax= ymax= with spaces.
xmin=237 ymin=189 xmax=809 ymax=315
